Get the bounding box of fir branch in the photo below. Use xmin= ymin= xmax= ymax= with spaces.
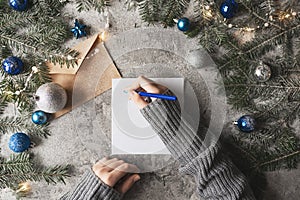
xmin=75 ymin=0 xmax=110 ymax=13
xmin=0 ymin=96 xmax=8 ymax=115
xmin=0 ymin=116 xmax=51 ymax=138
xmin=198 ymin=25 xmax=228 ymax=53
xmin=0 ymin=34 xmax=37 ymax=52
xmin=0 ymin=45 xmax=12 ymax=60
xmin=161 ymin=0 xmax=190 ymax=26
xmin=259 ymin=0 xmax=274 ymax=14
xmin=27 ymin=123 xmax=51 ymax=138
xmin=253 ymin=135 xmax=300 ymax=171
xmin=38 ymin=165 xmax=70 ymax=184
xmin=138 ymin=0 xmax=189 ymax=25
xmin=31 ymin=0 xmax=68 ymax=16
xmin=243 ymin=27 xmax=299 ymax=58
xmin=254 ymin=149 xmax=300 ymax=170
xmin=225 ymin=83 xmax=300 ymax=90
xmin=29 ymin=63 xmax=52 ymax=89
xmin=0 ymin=153 xmax=70 ymax=189
xmin=255 ymin=94 xmax=289 ymax=118
xmin=0 ymin=56 xmax=52 ymax=113
xmin=229 ymin=133 xmax=300 ymax=172
xmin=47 ymin=49 xmax=79 ymax=68
xmin=224 ymin=76 xmax=300 ymax=115
xmin=219 ymin=21 xmax=300 ymax=70
xmin=239 ymin=1 xmax=283 ymax=30
xmin=0 ymin=77 xmax=35 ymax=113
xmin=0 ymin=116 xmax=24 ymax=134
xmin=0 ymin=153 xmax=32 ymax=174
xmin=0 ymin=1 xmax=76 ymax=66
xmin=138 ymin=0 xmax=162 ymax=24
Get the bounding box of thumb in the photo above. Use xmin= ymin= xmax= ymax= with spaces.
xmin=117 ymin=174 xmax=140 ymax=194
xmin=130 ymin=90 xmax=148 ymax=109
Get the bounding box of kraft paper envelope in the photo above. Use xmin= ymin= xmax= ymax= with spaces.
xmin=47 ymin=33 xmax=121 ymax=118
xmin=47 ymin=34 xmax=100 ymax=75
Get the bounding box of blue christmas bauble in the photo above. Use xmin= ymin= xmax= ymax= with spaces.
xmin=220 ymin=0 xmax=238 ymax=19
xmin=177 ymin=17 xmax=190 ymax=32
xmin=32 ymin=110 xmax=49 ymax=125
xmin=9 ymin=0 xmax=28 ymax=11
xmin=8 ymin=132 xmax=31 ymax=153
xmin=2 ymin=56 xmax=24 ymax=75
xmin=234 ymin=115 xmax=256 ymax=132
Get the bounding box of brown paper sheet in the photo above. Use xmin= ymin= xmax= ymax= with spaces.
xmin=48 ymin=34 xmax=121 ymax=118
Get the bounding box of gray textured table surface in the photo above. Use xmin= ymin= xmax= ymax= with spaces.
xmin=1 ymin=1 xmax=300 ymax=200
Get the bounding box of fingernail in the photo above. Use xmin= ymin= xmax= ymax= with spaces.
xmin=134 ymin=175 xmax=140 ymax=182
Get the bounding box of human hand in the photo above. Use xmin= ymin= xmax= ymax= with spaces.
xmin=92 ymin=157 xmax=140 ymax=194
xmin=125 ymin=76 xmax=168 ymax=109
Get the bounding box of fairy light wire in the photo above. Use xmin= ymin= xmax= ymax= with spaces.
xmin=1 ymin=66 xmax=39 ymax=96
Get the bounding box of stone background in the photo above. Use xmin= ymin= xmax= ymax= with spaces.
xmin=1 ymin=1 xmax=300 ymax=199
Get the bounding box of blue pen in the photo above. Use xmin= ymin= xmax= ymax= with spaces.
xmin=137 ymin=91 xmax=177 ymax=101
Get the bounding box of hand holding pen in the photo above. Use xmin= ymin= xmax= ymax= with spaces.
xmin=124 ymin=76 xmax=176 ymax=109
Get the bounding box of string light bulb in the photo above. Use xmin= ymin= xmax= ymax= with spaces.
xmin=3 ymin=66 xmax=40 ymax=96
xmin=32 ymin=66 xmax=38 ymax=73
xmin=204 ymin=5 xmax=210 ymax=10
xmin=100 ymin=30 xmax=109 ymax=41
xmin=277 ymin=10 xmax=297 ymax=22
xmin=202 ymin=4 xmax=214 ymax=20
xmin=99 ymin=7 xmax=110 ymax=42
xmin=16 ymin=181 xmax=31 ymax=195
xmin=241 ymin=27 xmax=256 ymax=32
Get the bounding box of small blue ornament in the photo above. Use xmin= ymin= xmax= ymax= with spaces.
xmin=32 ymin=110 xmax=49 ymax=125
xmin=8 ymin=132 xmax=31 ymax=153
xmin=220 ymin=0 xmax=238 ymax=19
xmin=2 ymin=56 xmax=24 ymax=75
xmin=177 ymin=17 xmax=190 ymax=32
xmin=9 ymin=0 xmax=28 ymax=11
xmin=71 ymin=19 xmax=87 ymax=39
xmin=234 ymin=115 xmax=256 ymax=133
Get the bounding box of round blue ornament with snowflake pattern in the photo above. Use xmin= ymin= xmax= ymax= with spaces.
xmin=9 ymin=0 xmax=28 ymax=11
xmin=8 ymin=132 xmax=31 ymax=153
xmin=2 ymin=56 xmax=24 ymax=75
xmin=234 ymin=115 xmax=256 ymax=133
xmin=220 ymin=0 xmax=238 ymax=19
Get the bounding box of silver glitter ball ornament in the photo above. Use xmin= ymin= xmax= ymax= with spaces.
xmin=35 ymin=83 xmax=67 ymax=113
xmin=254 ymin=63 xmax=271 ymax=82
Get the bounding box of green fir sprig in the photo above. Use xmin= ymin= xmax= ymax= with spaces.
xmin=138 ymin=0 xmax=190 ymax=26
xmin=0 ymin=153 xmax=70 ymax=189
xmin=75 ymin=0 xmax=110 ymax=12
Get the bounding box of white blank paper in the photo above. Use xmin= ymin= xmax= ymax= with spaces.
xmin=111 ymin=78 xmax=184 ymax=154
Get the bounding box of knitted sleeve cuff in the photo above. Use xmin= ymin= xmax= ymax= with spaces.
xmin=65 ymin=168 xmax=121 ymax=200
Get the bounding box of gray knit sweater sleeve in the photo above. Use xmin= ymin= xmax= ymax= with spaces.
xmin=60 ymin=168 xmax=121 ymax=200
xmin=140 ymin=90 xmax=256 ymax=200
